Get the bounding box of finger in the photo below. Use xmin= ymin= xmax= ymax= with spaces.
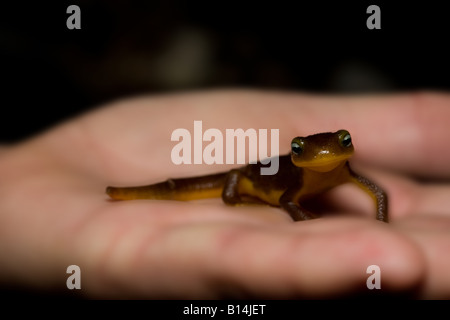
xmin=368 ymin=167 xmax=450 ymax=218
xmin=282 ymin=92 xmax=450 ymax=178
xmin=80 ymin=217 xmax=424 ymax=298
xmin=331 ymin=166 xmax=450 ymax=219
xmin=68 ymin=91 xmax=450 ymax=180
xmin=395 ymin=215 xmax=450 ymax=298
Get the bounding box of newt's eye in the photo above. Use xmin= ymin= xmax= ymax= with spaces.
xmin=291 ymin=140 xmax=304 ymax=155
xmin=338 ymin=130 xmax=352 ymax=148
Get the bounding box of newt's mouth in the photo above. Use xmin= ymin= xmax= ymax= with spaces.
xmin=303 ymin=160 xmax=347 ymax=172
xmin=293 ymin=155 xmax=351 ymax=172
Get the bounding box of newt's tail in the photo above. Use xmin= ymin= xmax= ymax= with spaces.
xmin=106 ymin=172 xmax=228 ymax=201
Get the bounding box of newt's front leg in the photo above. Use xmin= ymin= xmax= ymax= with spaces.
xmin=222 ymin=170 xmax=316 ymax=221
xmin=348 ymin=168 xmax=388 ymax=222
xmin=279 ymin=188 xmax=317 ymax=221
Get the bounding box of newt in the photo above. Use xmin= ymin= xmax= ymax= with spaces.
xmin=106 ymin=130 xmax=388 ymax=222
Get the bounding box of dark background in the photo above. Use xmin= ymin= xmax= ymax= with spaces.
xmin=1 ymin=1 xmax=449 ymax=143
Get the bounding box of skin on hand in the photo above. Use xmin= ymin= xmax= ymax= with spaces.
xmin=0 ymin=90 xmax=449 ymax=298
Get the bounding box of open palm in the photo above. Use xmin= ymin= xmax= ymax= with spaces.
xmin=1 ymin=91 xmax=449 ymax=298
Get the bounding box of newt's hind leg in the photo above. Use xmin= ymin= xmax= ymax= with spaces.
xmin=222 ymin=169 xmax=264 ymax=205
xmin=222 ymin=169 xmax=246 ymax=205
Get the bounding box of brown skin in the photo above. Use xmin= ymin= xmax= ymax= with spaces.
xmin=2 ymin=91 xmax=450 ymax=298
xmin=107 ymin=130 xmax=388 ymax=222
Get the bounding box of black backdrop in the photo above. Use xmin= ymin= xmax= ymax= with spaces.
xmin=2 ymin=1 xmax=449 ymax=142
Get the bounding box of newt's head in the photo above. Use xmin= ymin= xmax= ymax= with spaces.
xmin=290 ymin=130 xmax=354 ymax=172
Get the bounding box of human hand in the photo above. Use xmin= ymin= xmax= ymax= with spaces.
xmin=1 ymin=91 xmax=449 ymax=298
